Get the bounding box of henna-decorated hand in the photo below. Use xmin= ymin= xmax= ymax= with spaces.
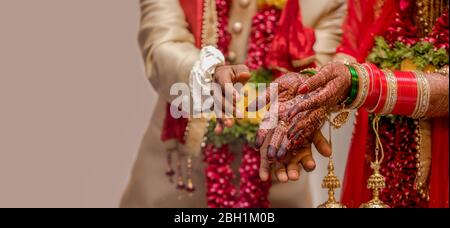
xmin=250 ymin=72 xmax=331 ymax=182
xmin=247 ymin=72 xmax=308 ymax=112
xmin=288 ymin=62 xmax=352 ymax=120
xmin=213 ymin=64 xmax=251 ymax=133
xmin=255 ymin=89 xmax=330 ymax=182
xmin=252 ymin=73 xmax=309 ymax=149
xmin=255 ymin=93 xmax=326 ymax=160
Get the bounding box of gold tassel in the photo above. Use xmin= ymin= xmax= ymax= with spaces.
xmin=359 ymin=115 xmax=390 ymax=208
xmin=317 ymin=115 xmax=346 ymax=208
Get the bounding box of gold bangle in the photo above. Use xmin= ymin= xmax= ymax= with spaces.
xmin=379 ymin=70 xmax=397 ymax=115
xmin=411 ymin=71 xmax=430 ymax=119
xmin=348 ymin=64 xmax=370 ymax=109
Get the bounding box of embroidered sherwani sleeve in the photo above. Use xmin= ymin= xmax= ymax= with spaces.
xmin=313 ymin=0 xmax=347 ymax=66
xmin=139 ymin=0 xmax=200 ymax=102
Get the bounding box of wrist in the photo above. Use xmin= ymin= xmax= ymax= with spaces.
xmin=189 ymin=46 xmax=225 ymax=115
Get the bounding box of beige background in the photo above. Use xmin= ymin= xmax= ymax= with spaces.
xmin=0 ymin=0 xmax=353 ymax=208
xmin=0 ymin=0 xmax=155 ymax=207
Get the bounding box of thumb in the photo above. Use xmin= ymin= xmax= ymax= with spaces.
xmin=312 ymin=130 xmax=332 ymax=157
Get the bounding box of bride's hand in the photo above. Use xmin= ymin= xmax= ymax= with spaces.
xmin=252 ymin=73 xmax=309 ymax=152
xmin=287 ymin=62 xmax=352 ymax=120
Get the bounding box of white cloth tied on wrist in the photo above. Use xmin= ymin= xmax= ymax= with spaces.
xmin=189 ymin=46 xmax=225 ymax=116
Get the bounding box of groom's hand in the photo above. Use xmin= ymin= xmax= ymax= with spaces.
xmin=213 ymin=64 xmax=251 ymax=134
xmin=260 ymin=130 xmax=331 ymax=183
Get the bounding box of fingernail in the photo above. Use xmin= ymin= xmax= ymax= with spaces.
xmin=298 ymin=85 xmax=308 ymax=94
xmin=256 ymin=137 xmax=264 ymax=147
xmin=267 ymin=146 xmax=276 ymax=160
xmin=276 ymin=147 xmax=286 ymax=161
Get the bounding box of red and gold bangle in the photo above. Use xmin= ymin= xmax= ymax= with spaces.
xmin=391 ymin=71 xmax=418 ymax=116
xmin=411 ymin=71 xmax=430 ymax=119
xmin=347 ymin=63 xmax=370 ymax=109
xmin=362 ymin=63 xmax=382 ymax=110
xmin=368 ymin=70 xmax=388 ymax=113
xmin=379 ymin=70 xmax=397 ymax=115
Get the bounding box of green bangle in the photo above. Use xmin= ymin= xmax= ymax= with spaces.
xmin=344 ymin=64 xmax=359 ymax=106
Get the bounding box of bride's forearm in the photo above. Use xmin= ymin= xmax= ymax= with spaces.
xmin=348 ymin=64 xmax=449 ymax=118
xmin=426 ymin=72 xmax=449 ymax=117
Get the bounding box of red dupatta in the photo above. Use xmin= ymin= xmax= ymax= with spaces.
xmin=265 ymin=0 xmax=316 ymax=73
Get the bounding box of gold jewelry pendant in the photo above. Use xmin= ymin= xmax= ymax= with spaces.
xmin=329 ymin=103 xmax=351 ymax=129
xmin=317 ymin=121 xmax=346 ymax=208
xmin=317 ymin=157 xmax=346 ymax=208
xmin=330 ymin=109 xmax=351 ymax=129
xmin=359 ymin=161 xmax=389 ymax=208
xmin=360 ymin=115 xmax=390 ymax=208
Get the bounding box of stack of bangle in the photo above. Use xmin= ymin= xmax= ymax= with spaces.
xmin=342 ymin=62 xmax=430 ymax=119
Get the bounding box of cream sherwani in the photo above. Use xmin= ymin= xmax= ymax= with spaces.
xmin=120 ymin=0 xmax=347 ymax=208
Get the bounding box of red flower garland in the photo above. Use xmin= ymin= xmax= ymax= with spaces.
xmin=236 ymin=145 xmax=271 ymax=208
xmin=384 ymin=12 xmax=419 ymax=46
xmin=204 ymin=144 xmax=271 ymax=208
xmin=425 ymin=10 xmax=449 ymax=51
xmin=385 ymin=7 xmax=449 ymax=51
xmin=216 ymin=0 xmax=232 ymax=56
xmin=245 ymin=7 xmax=281 ymax=70
xmin=375 ymin=117 xmax=428 ymax=208
xmin=204 ymin=144 xmax=238 ymax=208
